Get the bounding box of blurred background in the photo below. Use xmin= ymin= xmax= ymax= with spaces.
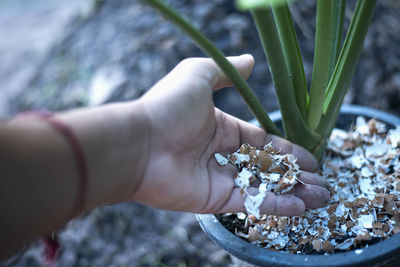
xmin=2 ymin=0 xmax=400 ymax=266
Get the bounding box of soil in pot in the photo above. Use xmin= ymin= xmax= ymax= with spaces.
xmin=214 ymin=116 xmax=400 ymax=255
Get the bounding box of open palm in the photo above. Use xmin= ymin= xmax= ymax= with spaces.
xmin=134 ymin=55 xmax=330 ymax=216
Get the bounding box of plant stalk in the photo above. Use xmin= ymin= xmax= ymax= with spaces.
xmin=251 ymin=9 xmax=321 ymax=151
xmin=318 ymin=0 xmax=377 ymax=138
xmin=145 ymin=0 xmax=282 ymax=136
xmin=272 ymin=3 xmax=308 ymax=119
xmin=327 ymin=0 xmax=346 ymax=78
xmin=307 ymin=0 xmax=334 ymax=129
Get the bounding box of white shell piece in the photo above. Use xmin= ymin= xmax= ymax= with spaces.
xmin=359 ymin=178 xmax=375 ymax=199
xmin=358 ymin=214 xmax=375 ymax=229
xmin=230 ymin=152 xmax=250 ymax=164
xmin=360 ymin=166 xmax=374 ymax=177
xmin=347 ymin=148 xmax=367 ymax=169
xmin=214 ymin=153 xmax=229 ymax=166
xmin=355 ymin=249 xmax=363 ymax=255
xmin=356 ymin=117 xmax=369 ymax=135
xmin=234 ymin=168 xmax=252 ymax=188
xmin=365 ymin=141 xmax=389 ymax=158
xmin=244 ymin=189 xmax=266 ymax=219
xmin=335 ymin=238 xmax=354 ymax=250
xmin=260 ymin=172 xmax=281 ymax=182
xmin=388 ymin=126 xmax=400 ymax=148
xmin=335 ymin=203 xmax=347 ymax=217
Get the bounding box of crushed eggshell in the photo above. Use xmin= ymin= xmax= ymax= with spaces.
xmin=214 ymin=153 xmax=229 ymax=166
xmin=215 ymin=142 xmax=301 ymax=219
xmin=244 ymin=184 xmax=267 ymax=219
xmin=218 ymin=117 xmax=400 ymax=254
xmin=234 ymin=168 xmax=253 ymax=189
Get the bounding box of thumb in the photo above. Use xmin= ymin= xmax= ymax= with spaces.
xmin=162 ymin=54 xmax=254 ymax=90
xmin=211 ymin=54 xmax=255 ymax=90
xmin=143 ymin=55 xmax=254 ymax=100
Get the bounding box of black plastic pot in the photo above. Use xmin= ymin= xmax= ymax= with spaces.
xmin=196 ymin=105 xmax=400 ymax=267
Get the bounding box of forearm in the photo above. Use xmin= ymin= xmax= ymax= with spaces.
xmin=57 ymin=101 xmax=150 ymax=210
xmin=0 ymin=100 xmax=150 ymax=258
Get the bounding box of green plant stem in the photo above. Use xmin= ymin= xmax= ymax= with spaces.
xmin=328 ymin=0 xmax=345 ymax=78
xmin=307 ymin=0 xmax=334 ymax=129
xmin=318 ymin=0 xmax=377 ymax=138
xmin=145 ymin=0 xmax=282 ymax=136
xmin=272 ymin=4 xmax=308 ymax=119
xmin=251 ymin=9 xmax=321 ymax=151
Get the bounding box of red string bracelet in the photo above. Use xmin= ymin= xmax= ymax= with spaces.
xmin=16 ymin=111 xmax=89 ymax=265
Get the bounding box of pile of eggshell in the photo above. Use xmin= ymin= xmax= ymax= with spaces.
xmin=216 ymin=117 xmax=400 ymax=254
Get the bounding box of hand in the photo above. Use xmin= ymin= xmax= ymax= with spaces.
xmin=0 ymin=55 xmax=331 ymax=258
xmin=134 ymin=55 xmax=330 ymax=216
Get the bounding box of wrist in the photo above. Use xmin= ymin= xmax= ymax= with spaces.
xmin=115 ymin=99 xmax=152 ymax=202
xmin=58 ymin=100 xmax=151 ymax=210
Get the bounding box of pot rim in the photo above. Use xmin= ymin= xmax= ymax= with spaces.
xmin=196 ymin=213 xmax=400 ymax=267
xmin=196 ymin=104 xmax=400 ymax=267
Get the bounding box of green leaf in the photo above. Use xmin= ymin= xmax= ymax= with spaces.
xmin=236 ymin=0 xmax=297 ymax=11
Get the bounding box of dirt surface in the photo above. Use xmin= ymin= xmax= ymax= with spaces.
xmin=2 ymin=0 xmax=400 ymax=266
xmin=5 ymin=0 xmax=400 ymax=119
xmin=0 ymin=0 xmax=90 ymax=118
xmin=6 ymin=204 xmax=231 ymax=267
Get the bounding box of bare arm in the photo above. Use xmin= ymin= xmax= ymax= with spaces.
xmin=0 ymin=55 xmax=330 ymax=259
xmin=0 ymin=102 xmax=150 ymax=258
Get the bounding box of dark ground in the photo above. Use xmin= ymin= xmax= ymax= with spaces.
xmin=2 ymin=0 xmax=400 ymax=266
